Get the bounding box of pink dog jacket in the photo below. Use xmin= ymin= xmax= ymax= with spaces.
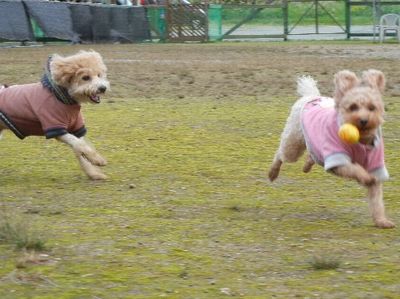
xmin=0 ymin=83 xmax=86 ymax=139
xmin=301 ymin=97 xmax=389 ymax=181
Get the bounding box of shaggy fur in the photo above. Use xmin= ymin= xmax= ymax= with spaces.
xmin=0 ymin=50 xmax=109 ymax=180
xmin=50 ymin=51 xmax=109 ymax=104
xmin=268 ymin=70 xmax=394 ymax=229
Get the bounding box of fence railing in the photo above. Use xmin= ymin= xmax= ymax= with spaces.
xmin=4 ymin=0 xmax=400 ymax=43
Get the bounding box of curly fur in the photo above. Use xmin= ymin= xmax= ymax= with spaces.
xmin=268 ymin=70 xmax=394 ymax=229
xmin=0 ymin=50 xmax=109 ymax=180
xmin=50 ymin=50 xmax=109 ymax=104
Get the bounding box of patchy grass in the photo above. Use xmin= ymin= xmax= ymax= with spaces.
xmin=0 ymin=213 xmax=46 ymax=251
xmin=309 ymin=255 xmax=341 ymax=270
xmin=0 ymin=42 xmax=399 ymax=298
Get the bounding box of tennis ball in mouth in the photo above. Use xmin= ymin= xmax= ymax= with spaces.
xmin=338 ymin=123 xmax=360 ymax=144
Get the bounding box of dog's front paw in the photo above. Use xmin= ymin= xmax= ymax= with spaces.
xmin=89 ymin=172 xmax=108 ymax=180
xmin=359 ymin=174 xmax=377 ymax=187
xmin=80 ymin=148 xmax=107 ymax=166
xmin=374 ymin=218 xmax=395 ymax=229
xmin=90 ymin=154 xmax=107 ymax=166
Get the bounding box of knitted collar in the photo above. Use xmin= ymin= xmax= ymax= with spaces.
xmin=41 ymin=56 xmax=78 ymax=105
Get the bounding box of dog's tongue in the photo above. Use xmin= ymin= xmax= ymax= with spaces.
xmin=90 ymin=94 xmax=100 ymax=103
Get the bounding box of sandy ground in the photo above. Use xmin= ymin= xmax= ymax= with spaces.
xmin=1 ymin=41 xmax=400 ymax=100
xmin=103 ymin=42 xmax=400 ymax=100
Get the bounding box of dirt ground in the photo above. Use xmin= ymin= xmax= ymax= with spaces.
xmin=0 ymin=41 xmax=399 ymax=298
xmin=2 ymin=42 xmax=400 ymax=100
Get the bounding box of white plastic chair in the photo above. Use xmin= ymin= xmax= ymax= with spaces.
xmin=377 ymin=14 xmax=400 ymax=43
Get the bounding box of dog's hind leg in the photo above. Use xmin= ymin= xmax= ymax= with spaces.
xmin=268 ymin=139 xmax=306 ymax=181
xmin=0 ymin=120 xmax=8 ymax=139
xmin=268 ymin=137 xmax=306 ymax=182
xmin=302 ymin=154 xmax=315 ymax=173
xmin=268 ymin=155 xmax=282 ymax=182
xmin=268 ymin=100 xmax=307 ymax=182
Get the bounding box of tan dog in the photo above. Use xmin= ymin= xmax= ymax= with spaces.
xmin=0 ymin=50 xmax=109 ymax=180
xmin=268 ymin=70 xmax=394 ymax=228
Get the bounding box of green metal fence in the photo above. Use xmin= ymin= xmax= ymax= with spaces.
xmin=209 ymin=4 xmax=223 ymax=40
xmin=30 ymin=1 xmax=400 ymax=42
xmin=146 ymin=7 xmax=166 ymax=40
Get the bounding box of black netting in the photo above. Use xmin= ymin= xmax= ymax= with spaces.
xmin=24 ymin=0 xmax=80 ymax=43
xmin=110 ymin=7 xmax=151 ymax=42
xmin=0 ymin=0 xmax=150 ymax=43
xmin=91 ymin=6 xmax=150 ymax=43
xmin=90 ymin=6 xmax=112 ymax=42
xmin=70 ymin=4 xmax=93 ymax=42
xmin=0 ymin=0 xmax=34 ymax=41
xmin=130 ymin=7 xmax=151 ymax=40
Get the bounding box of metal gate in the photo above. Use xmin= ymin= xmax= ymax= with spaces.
xmin=165 ymin=1 xmax=209 ymax=42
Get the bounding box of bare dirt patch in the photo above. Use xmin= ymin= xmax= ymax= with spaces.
xmin=3 ymin=42 xmax=400 ymax=100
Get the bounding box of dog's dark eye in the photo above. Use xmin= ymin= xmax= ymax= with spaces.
xmin=368 ymin=105 xmax=376 ymax=111
xmin=349 ymin=104 xmax=359 ymax=112
xmin=82 ymin=75 xmax=91 ymax=81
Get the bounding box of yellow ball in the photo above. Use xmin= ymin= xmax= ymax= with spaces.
xmin=338 ymin=123 xmax=360 ymax=144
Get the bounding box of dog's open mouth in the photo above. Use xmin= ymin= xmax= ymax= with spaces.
xmin=89 ymin=94 xmax=101 ymax=104
xmin=359 ymin=126 xmax=373 ymax=135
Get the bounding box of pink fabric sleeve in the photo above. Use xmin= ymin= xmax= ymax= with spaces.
xmin=70 ymin=112 xmax=87 ymax=138
xmin=34 ymin=101 xmax=82 ymax=138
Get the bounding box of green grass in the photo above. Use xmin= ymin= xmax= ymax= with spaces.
xmin=309 ymin=255 xmax=341 ymax=270
xmin=0 ymin=96 xmax=399 ymax=298
xmin=0 ymin=213 xmax=46 ymax=251
xmin=0 ymin=42 xmax=399 ymax=298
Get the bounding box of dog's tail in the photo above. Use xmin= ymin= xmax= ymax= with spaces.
xmin=297 ymin=76 xmax=320 ymax=97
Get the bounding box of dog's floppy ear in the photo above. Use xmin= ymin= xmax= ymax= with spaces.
xmin=50 ymin=54 xmax=79 ymax=87
xmin=334 ymin=70 xmax=359 ymax=104
xmin=362 ymin=69 xmax=385 ymax=94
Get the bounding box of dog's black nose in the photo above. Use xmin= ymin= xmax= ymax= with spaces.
xmin=98 ymin=86 xmax=107 ymax=93
xmin=360 ymin=119 xmax=368 ymax=127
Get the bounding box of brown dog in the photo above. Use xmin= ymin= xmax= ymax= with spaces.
xmin=269 ymin=70 xmax=394 ymax=228
xmin=0 ymin=50 xmax=109 ymax=180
